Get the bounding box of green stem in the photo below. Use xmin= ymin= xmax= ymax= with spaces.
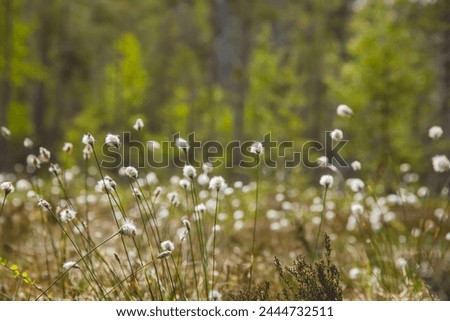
xmin=248 ymin=159 xmax=260 ymax=292
xmin=312 ymin=186 xmax=328 ymax=262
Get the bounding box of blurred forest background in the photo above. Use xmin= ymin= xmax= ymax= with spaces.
xmin=0 ymin=0 xmax=449 ymax=186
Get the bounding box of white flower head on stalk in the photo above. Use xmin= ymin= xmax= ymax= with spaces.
xmin=120 ymin=219 xmax=137 ymax=237
xmin=161 ymin=240 xmax=175 ymax=252
xmin=63 ymin=261 xmax=80 ymax=270
xmin=179 ymin=178 xmax=190 ymax=190
xmin=82 ymin=133 xmax=95 ymax=146
xmin=62 ymin=142 xmax=73 ymax=154
xmin=317 ymin=156 xmax=328 ymax=168
xmin=202 ymin=162 xmax=213 ymax=173
xmin=132 ymin=188 xmax=142 ymax=199
xmin=96 ymin=177 xmax=116 ymax=194
xmin=336 ymin=104 xmax=353 ymax=117
xmin=428 ymin=126 xmax=443 ymax=140
xmin=432 ymin=155 xmax=450 ymax=173
xmin=209 ymin=176 xmax=226 ymax=192
xmin=0 ymin=182 xmax=14 ymax=196
xmin=49 ymin=163 xmax=62 ymax=175
xmin=157 ymin=250 xmax=172 ymax=260
xmin=125 ymin=166 xmax=138 ymax=179
xmin=27 ymin=154 xmax=41 ymax=169
xmin=105 ymin=133 xmax=120 ymax=148
xmin=351 ymin=160 xmax=361 ymax=171
xmin=176 ymin=137 xmax=189 ymax=151
xmin=38 ymin=199 xmax=52 ymax=211
xmin=330 ymin=129 xmax=344 ymax=142
xmin=23 ymin=138 xmax=33 ymax=148
xmin=83 ymin=144 xmax=92 ymax=160
xmin=183 ymin=165 xmax=197 ymax=179
xmin=319 ymin=175 xmax=334 ymax=188
xmin=60 ymin=208 xmax=77 ymax=223
xmin=1 ymin=126 xmax=11 ymax=139
xmin=39 ymin=147 xmax=51 ymax=163
xmin=197 ymin=173 xmax=210 ymax=186
xmin=153 ymin=186 xmax=163 ymax=199
xmin=250 ymin=142 xmax=264 ymax=155
xmin=346 ymin=178 xmax=365 ymax=193
xmin=209 ymin=290 xmax=222 ymax=301
xmin=351 ymin=203 xmax=364 ymax=216
xmin=195 ymin=203 xmax=206 ymax=214
xmin=182 ymin=219 xmax=191 ymax=232
xmin=133 ymin=118 xmax=144 ymax=131
xmin=167 ymin=191 xmax=179 ymax=206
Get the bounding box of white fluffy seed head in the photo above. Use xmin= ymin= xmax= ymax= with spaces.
xmin=39 ymin=147 xmax=51 ymax=163
xmin=157 ymin=250 xmax=172 ymax=260
xmin=432 ymin=155 xmax=450 ymax=173
xmin=167 ymin=191 xmax=179 ymax=206
xmin=428 ymin=126 xmax=443 ymax=140
xmin=120 ymin=220 xmax=137 ymax=237
xmin=209 ymin=176 xmax=226 ymax=192
xmin=83 ymin=144 xmax=92 ymax=160
xmin=27 ymin=154 xmax=41 ymax=169
xmin=161 ymin=240 xmax=175 ymax=252
xmin=23 ymin=138 xmax=34 ymax=148
xmin=176 ymin=137 xmax=189 ymax=150
xmin=351 ymin=203 xmax=364 ymax=216
xmin=183 ymin=219 xmax=191 ymax=232
xmin=183 ymin=165 xmax=197 ymax=179
xmin=49 ymin=163 xmax=61 ymax=175
xmin=38 ymin=199 xmax=52 ymax=211
xmin=125 ymin=166 xmax=138 ymax=178
xmin=209 ymin=290 xmax=222 ymax=301
xmin=351 ymin=160 xmax=361 ymax=171
xmin=250 ymin=142 xmax=264 ymax=155
xmin=63 ymin=261 xmax=80 ymax=270
xmin=82 ymin=133 xmax=95 ymax=146
xmin=105 ymin=133 xmax=120 ymax=148
xmin=133 ymin=118 xmax=144 ymax=131
xmin=330 ymin=129 xmax=344 ymax=142
xmin=1 ymin=126 xmax=11 ymax=138
xmin=62 ymin=142 xmax=73 ymax=154
xmin=336 ymin=104 xmax=353 ymax=117
xmin=346 ymin=178 xmax=365 ymax=193
xmin=60 ymin=208 xmax=77 ymax=223
xmin=179 ymin=178 xmax=190 ymax=190
xmin=320 ymin=175 xmax=334 ymax=188
xmin=317 ymin=156 xmax=328 ymax=167
xmin=0 ymin=182 xmax=14 ymax=196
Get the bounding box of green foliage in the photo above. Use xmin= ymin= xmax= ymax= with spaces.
xmin=328 ymin=1 xmax=434 ymax=177
xmin=0 ymin=257 xmax=35 ymax=285
xmin=274 ymin=234 xmax=343 ymax=301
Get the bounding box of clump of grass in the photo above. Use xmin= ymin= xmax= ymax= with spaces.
xmin=274 ymin=234 xmax=343 ymax=301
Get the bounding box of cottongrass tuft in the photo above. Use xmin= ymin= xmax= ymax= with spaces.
xmin=26 ymin=154 xmax=41 ymax=169
xmin=432 ymin=155 xmax=450 ymax=173
xmin=351 ymin=160 xmax=362 ymax=171
xmin=1 ymin=126 xmax=11 ymax=138
xmin=39 ymin=147 xmax=51 ymax=163
xmin=120 ymin=219 xmax=137 ymax=237
xmin=167 ymin=192 xmax=179 ymax=206
xmin=83 ymin=144 xmax=92 ymax=160
xmin=82 ymin=133 xmax=95 ymax=146
xmin=133 ymin=118 xmax=144 ymax=131
xmin=105 ymin=133 xmax=121 ymax=148
xmin=60 ymin=208 xmax=77 ymax=223
xmin=96 ymin=177 xmax=117 ymax=194
xmin=428 ymin=126 xmax=443 ymax=140
xmin=125 ymin=166 xmax=138 ymax=179
xmin=250 ymin=142 xmax=264 ymax=155
xmin=161 ymin=240 xmax=175 ymax=252
xmin=351 ymin=203 xmax=364 ymax=216
xmin=320 ymin=175 xmax=334 ymax=188
xmin=0 ymin=182 xmax=14 ymax=196
xmin=182 ymin=219 xmax=191 ymax=232
xmin=156 ymin=251 xmax=172 ymax=260
xmin=183 ymin=165 xmax=197 ymax=179
xmin=330 ymin=129 xmax=344 ymax=142
xmin=317 ymin=156 xmax=328 ymax=167
xmin=346 ymin=178 xmax=365 ymax=192
xmin=209 ymin=176 xmax=226 ymax=192
xmin=62 ymin=142 xmax=73 ymax=154
xmin=336 ymin=104 xmax=353 ymax=117
xmin=38 ymin=199 xmax=52 ymax=211
xmin=63 ymin=261 xmax=80 ymax=270
xmin=23 ymin=137 xmax=33 ymax=148
xmin=49 ymin=163 xmax=62 ymax=175
xmin=176 ymin=137 xmax=189 ymax=150
xmin=179 ymin=178 xmax=190 ymax=190
xmin=208 ymin=290 xmax=222 ymax=301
